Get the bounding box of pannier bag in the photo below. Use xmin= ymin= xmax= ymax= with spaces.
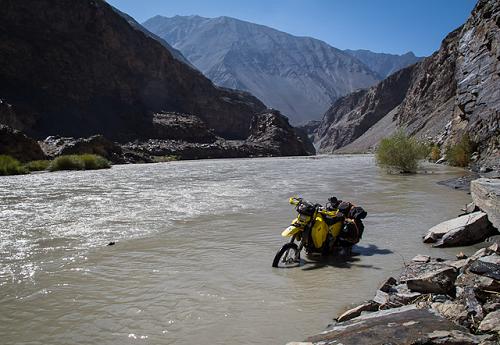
xmin=296 ymin=200 xmax=316 ymax=216
xmin=349 ymin=206 xmax=367 ymax=220
xmin=340 ymin=219 xmax=364 ymax=244
xmin=337 ymin=201 xmax=353 ymax=215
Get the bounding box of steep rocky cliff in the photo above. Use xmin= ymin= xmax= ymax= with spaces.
xmin=314 ymin=0 xmax=499 ymax=168
xmin=143 ymin=15 xmax=382 ymax=124
xmin=315 ymin=65 xmax=415 ymax=153
xmin=0 ymin=0 xmax=266 ymax=141
xmin=247 ymin=110 xmax=316 ymax=156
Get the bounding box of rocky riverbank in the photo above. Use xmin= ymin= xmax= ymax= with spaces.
xmin=1 ymin=110 xmax=315 ymax=168
xmin=292 ymin=178 xmax=500 ymax=345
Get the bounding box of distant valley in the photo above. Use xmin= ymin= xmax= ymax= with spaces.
xmin=143 ymin=15 xmax=421 ymax=124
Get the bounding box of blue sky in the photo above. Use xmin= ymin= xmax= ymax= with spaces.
xmin=108 ymin=0 xmax=477 ymax=56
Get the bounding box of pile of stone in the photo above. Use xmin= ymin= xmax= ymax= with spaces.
xmin=292 ymin=178 xmax=499 ymax=345
xmin=300 ymin=245 xmax=499 ymax=345
xmin=423 ymin=178 xmax=499 ymax=248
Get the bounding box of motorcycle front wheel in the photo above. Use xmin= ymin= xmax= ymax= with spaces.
xmin=272 ymin=243 xmax=300 ymax=268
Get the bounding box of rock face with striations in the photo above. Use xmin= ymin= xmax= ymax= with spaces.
xmin=315 ymin=65 xmax=415 ymax=153
xmin=247 ymin=110 xmax=315 ymax=156
xmin=143 ymin=15 xmax=382 ymax=124
xmin=120 ymin=111 xmax=315 ymax=161
xmin=0 ymin=0 xmax=266 ymax=142
xmin=471 ymin=178 xmax=500 ymax=230
xmin=313 ymin=0 xmax=500 ymax=167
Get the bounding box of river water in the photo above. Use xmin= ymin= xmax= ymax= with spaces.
xmin=0 ymin=155 xmax=474 ymax=345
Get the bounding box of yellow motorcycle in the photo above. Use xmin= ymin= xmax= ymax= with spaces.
xmin=272 ymin=196 xmax=363 ymax=268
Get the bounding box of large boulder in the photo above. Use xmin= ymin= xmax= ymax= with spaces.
xmin=0 ymin=124 xmax=46 ymax=162
xmin=336 ymin=301 xmax=379 ymax=322
xmin=40 ymin=135 xmax=123 ymax=163
xmin=149 ymin=112 xmax=216 ymax=143
xmin=304 ymin=305 xmax=479 ymax=345
xmin=471 ymin=178 xmax=500 ymax=230
xmin=247 ymin=110 xmax=315 ymax=156
xmin=406 ymin=266 xmax=458 ymax=294
xmin=468 ymin=259 xmax=500 ymax=281
xmin=423 ymin=212 xmax=496 ymax=247
xmin=478 ymin=310 xmax=500 ymax=334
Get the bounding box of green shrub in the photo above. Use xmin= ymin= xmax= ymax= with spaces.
xmin=446 ymin=134 xmax=473 ymax=167
xmin=48 ymin=154 xmax=110 ymax=171
xmin=25 ymin=160 xmax=51 ymax=171
xmin=79 ymin=154 xmax=111 ymax=170
xmin=376 ymin=130 xmax=429 ymax=173
xmin=49 ymin=155 xmax=84 ymax=171
xmin=0 ymin=155 xmax=29 ymax=176
xmin=429 ymin=144 xmax=441 ymax=162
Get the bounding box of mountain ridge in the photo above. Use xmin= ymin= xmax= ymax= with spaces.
xmin=313 ymin=0 xmax=499 ymax=169
xmin=0 ymin=0 xmax=267 ymax=141
xmin=143 ymin=15 xmax=387 ymax=124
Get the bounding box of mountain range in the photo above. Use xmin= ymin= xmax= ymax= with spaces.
xmin=0 ymin=0 xmax=313 ymax=162
xmin=143 ymin=15 xmax=421 ymax=124
xmin=312 ymin=0 xmax=499 ymax=169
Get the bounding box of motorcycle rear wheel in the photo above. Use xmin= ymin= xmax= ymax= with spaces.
xmin=272 ymin=243 xmax=300 ymax=268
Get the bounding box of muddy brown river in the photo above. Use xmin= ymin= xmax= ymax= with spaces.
xmin=0 ymin=155 xmax=475 ymax=345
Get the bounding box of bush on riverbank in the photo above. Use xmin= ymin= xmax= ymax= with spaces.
xmin=48 ymin=154 xmax=110 ymax=171
xmin=429 ymin=144 xmax=441 ymax=162
xmin=0 ymin=155 xmax=29 ymax=175
xmin=376 ymin=130 xmax=429 ymax=173
xmin=446 ymin=134 xmax=473 ymax=167
xmin=24 ymin=160 xmax=51 ymax=172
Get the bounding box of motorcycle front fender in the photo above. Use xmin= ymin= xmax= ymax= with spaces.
xmin=281 ymin=225 xmax=301 ymax=237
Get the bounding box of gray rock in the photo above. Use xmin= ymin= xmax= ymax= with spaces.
xmin=373 ymin=290 xmax=390 ymax=306
xmin=479 ymin=254 xmax=500 ymax=265
xmin=415 ymin=330 xmax=486 ymax=345
xmin=379 ymin=276 xmax=397 ymax=293
xmin=478 ymin=310 xmax=500 ymax=333
xmin=400 ymin=261 xmax=449 ymax=282
xmin=483 ymin=301 xmax=500 ymax=313
xmin=462 ymin=202 xmax=479 ymax=215
xmin=471 ymin=178 xmax=500 ymax=231
xmin=389 ymin=284 xmax=422 ymax=305
xmin=446 ymin=259 xmax=469 ymax=271
xmin=336 ymin=301 xmax=379 ymax=322
xmin=40 ymin=135 xmax=123 ymax=163
xmin=487 ymin=242 xmax=499 ymax=253
xmin=469 ymin=260 xmax=500 ymax=281
xmin=406 ymin=266 xmax=458 ymax=294
xmin=0 ymin=124 xmax=46 ymax=162
xmin=412 ymin=254 xmax=431 ymax=263
xmin=305 ymin=305 xmax=472 ymax=345
xmin=422 ymin=211 xmax=495 ymax=247
xmin=470 ymin=248 xmax=489 ymax=261
xmin=463 ymin=286 xmax=484 ymax=321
